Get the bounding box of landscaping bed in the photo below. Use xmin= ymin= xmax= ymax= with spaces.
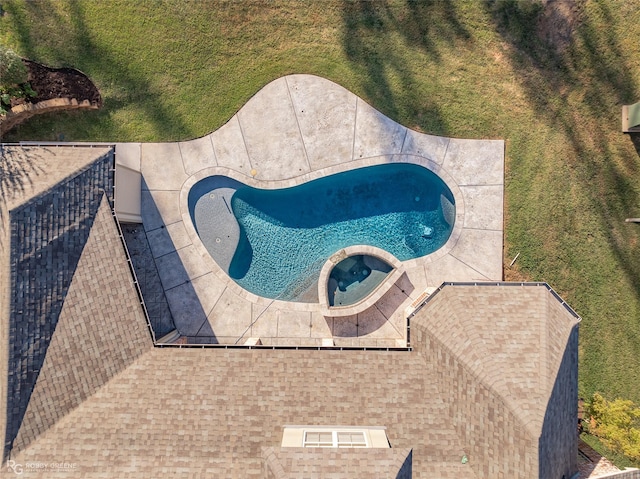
xmin=19 ymin=59 xmax=101 ymax=107
xmin=1 ymin=59 xmax=101 ymax=134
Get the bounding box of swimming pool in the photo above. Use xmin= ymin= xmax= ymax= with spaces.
xmin=189 ymin=163 xmax=455 ymax=301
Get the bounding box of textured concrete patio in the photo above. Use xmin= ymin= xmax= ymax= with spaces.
xmin=115 ymin=74 xmax=504 ymax=347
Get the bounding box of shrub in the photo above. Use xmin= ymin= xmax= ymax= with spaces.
xmin=0 ymin=46 xmax=37 ymax=115
xmin=0 ymin=46 xmax=28 ymax=89
xmin=585 ymin=392 xmax=640 ymax=462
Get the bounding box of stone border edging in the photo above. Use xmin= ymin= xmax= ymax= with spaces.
xmin=0 ymin=97 xmax=100 ymax=135
xmin=1 ymin=58 xmax=102 ymax=135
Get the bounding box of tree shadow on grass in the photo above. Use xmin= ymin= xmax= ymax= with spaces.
xmin=485 ymin=0 xmax=640 ymax=296
xmin=485 ymin=0 xmax=640 ymax=402
xmin=2 ymin=0 xmax=190 ymax=141
xmin=341 ymin=0 xmax=471 ymax=135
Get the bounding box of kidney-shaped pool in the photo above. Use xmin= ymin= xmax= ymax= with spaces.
xmin=188 ymin=163 xmax=455 ymax=301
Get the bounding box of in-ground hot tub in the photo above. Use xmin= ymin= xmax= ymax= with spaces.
xmin=328 ymin=254 xmax=392 ymax=307
xmin=188 ymin=163 xmax=456 ymax=303
xmin=317 ymin=246 xmax=405 ymax=317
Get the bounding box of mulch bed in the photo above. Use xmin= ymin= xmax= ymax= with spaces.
xmin=10 ymin=59 xmax=102 ymax=108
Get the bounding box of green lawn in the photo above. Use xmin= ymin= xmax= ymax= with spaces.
xmin=1 ymin=0 xmax=640 ymax=440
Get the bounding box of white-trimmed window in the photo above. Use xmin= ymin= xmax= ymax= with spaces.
xmin=303 ymin=430 xmax=368 ymax=448
xmin=282 ymin=426 xmax=390 ymax=448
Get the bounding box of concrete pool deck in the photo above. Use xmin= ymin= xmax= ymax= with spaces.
xmin=115 ymin=74 xmax=504 ymax=347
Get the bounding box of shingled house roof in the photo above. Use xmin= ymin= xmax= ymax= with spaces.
xmin=0 ymin=145 xmax=581 ymax=478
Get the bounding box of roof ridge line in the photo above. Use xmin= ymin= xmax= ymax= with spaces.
xmin=8 ymin=196 xmax=154 ymax=458
xmin=413 ymin=319 xmax=542 ymax=440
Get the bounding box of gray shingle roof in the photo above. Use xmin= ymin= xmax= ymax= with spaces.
xmin=12 ymin=196 xmax=152 ymax=456
xmin=411 ymin=284 xmax=578 ymax=437
xmin=1 ymin=146 xmax=580 ymax=478
xmin=0 ymin=145 xmax=112 ymax=212
xmin=8 ymin=283 xmax=578 ymax=478
xmin=0 ymin=146 xmax=116 ymax=464
xmin=9 ymin=348 xmax=474 ymax=478
xmin=262 ymin=447 xmax=413 ymax=478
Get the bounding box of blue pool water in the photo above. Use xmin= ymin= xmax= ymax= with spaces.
xmin=190 ymin=163 xmax=455 ymax=301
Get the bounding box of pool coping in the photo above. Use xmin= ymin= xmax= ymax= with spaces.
xmin=119 ymin=74 xmax=504 ymax=347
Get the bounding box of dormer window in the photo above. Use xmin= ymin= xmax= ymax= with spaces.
xmin=303 ymin=430 xmax=368 ymax=448
xmin=282 ymin=426 xmax=389 ymax=448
